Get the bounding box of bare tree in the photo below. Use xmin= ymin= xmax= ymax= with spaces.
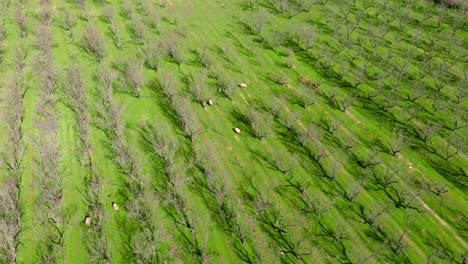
xmin=59 ymin=9 xmax=75 ymax=38
xmin=173 ymin=96 xmax=201 ymax=141
xmin=82 ymin=24 xmax=105 ymax=61
xmin=35 ymin=25 xmax=52 ymax=55
xmin=143 ymin=42 xmax=162 ymax=71
xmin=386 ymin=129 xmax=410 ymax=156
xmin=245 ymin=109 xmax=273 ymax=140
xmin=158 ymin=70 xmax=178 ymax=102
xmin=121 ymin=0 xmax=135 ymax=19
xmin=118 ymin=57 xmax=146 ymax=98
xmin=109 ymin=21 xmax=123 ymax=50
xmin=267 ymin=149 xmax=297 ymax=175
xmin=189 ymin=70 xmax=210 ymax=107
xmin=218 ymin=76 xmax=238 ymax=100
xmin=102 ymin=5 xmax=115 ymax=24
xmin=168 ymin=42 xmax=186 ymax=65
xmin=195 ymin=46 xmax=213 ymax=69
xmin=295 ymin=83 xmax=317 ymax=108
xmin=131 ymin=15 xmax=148 ymax=44
xmin=251 ymin=8 xmax=270 ymax=34
xmin=14 ymin=10 xmax=27 ymax=38
xmin=417 ymin=179 xmax=448 ymax=197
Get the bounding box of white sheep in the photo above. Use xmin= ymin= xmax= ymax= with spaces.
xmin=85 ymin=216 xmax=91 ymax=226
xmin=234 ymin=128 xmax=241 ymax=134
xmin=239 ymin=83 xmax=247 ymax=88
xmin=112 ymin=202 xmax=119 ymax=212
xmin=207 ymin=99 xmax=213 ymax=106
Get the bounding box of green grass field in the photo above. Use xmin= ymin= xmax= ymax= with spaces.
xmin=0 ymin=0 xmax=466 ymax=263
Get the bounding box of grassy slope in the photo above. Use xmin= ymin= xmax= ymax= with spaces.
xmin=166 ymin=0 xmax=467 ymax=262
xmin=0 ymin=0 xmax=464 ymax=263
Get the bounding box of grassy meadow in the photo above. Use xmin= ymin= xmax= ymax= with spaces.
xmin=0 ymin=0 xmax=466 ymax=263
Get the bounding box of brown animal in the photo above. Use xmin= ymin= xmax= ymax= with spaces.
xmin=299 ymin=75 xmax=320 ymax=88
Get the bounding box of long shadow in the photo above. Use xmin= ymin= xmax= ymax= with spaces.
xmin=228 ymin=108 xmax=255 ymax=138
xmin=136 ymin=118 xmax=261 ymax=263
xmin=136 ymin=123 xmax=207 ymax=261
xmin=146 ymin=80 xmax=185 ymax=137
xmin=421 ymin=232 xmax=465 ymax=263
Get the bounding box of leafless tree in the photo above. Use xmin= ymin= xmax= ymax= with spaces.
xmin=251 ymin=8 xmax=270 ymax=34
xmin=245 ymin=109 xmax=273 ymax=140
xmin=189 ymin=70 xmax=210 ymax=107
xmin=267 ymin=149 xmax=297 ymax=175
xmin=102 ymin=5 xmax=115 ymax=24
xmin=319 ymin=114 xmax=342 ymax=135
xmin=285 ymin=54 xmax=297 ymax=69
xmin=386 ymin=129 xmax=410 ymax=156
xmin=59 ymin=9 xmax=75 ymax=39
xmin=118 ymin=57 xmax=145 ymax=98
xmin=269 ymin=72 xmax=289 ymax=85
xmin=14 ymin=10 xmax=27 ymax=38
xmin=121 ymin=0 xmax=135 ymax=19
xmin=168 ymin=41 xmax=187 ymax=65
xmin=143 ymin=42 xmax=162 ymax=71
xmin=37 ymin=3 xmax=52 ymax=26
xmin=158 ymin=70 xmax=178 ymax=102
xmin=82 ymin=24 xmax=105 ymax=61
xmin=195 ymin=46 xmax=213 ymax=69
xmin=385 ymin=228 xmax=408 ymax=255
xmin=74 ymin=0 xmax=85 ymax=8
xmin=440 ymin=103 xmax=467 ymax=131
xmin=131 ymin=16 xmax=148 ymax=44
xmin=293 ymin=23 xmax=316 ymax=49
xmin=109 ymin=21 xmax=123 ymax=50
xmin=143 ymin=5 xmax=161 ymax=30
xmin=295 ymin=83 xmax=317 ymax=108
xmin=35 ymin=25 xmax=52 ymax=54
xmin=414 ymin=122 xmax=439 ymax=145
xmin=417 ymin=179 xmax=448 ymax=197
xmin=218 ymin=76 xmax=238 ymax=100
xmin=173 ymin=96 xmax=201 ymax=141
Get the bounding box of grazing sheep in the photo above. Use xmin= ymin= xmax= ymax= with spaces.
xmin=207 ymin=99 xmax=213 ymax=106
xmin=234 ymin=127 xmax=241 ymax=134
xmin=239 ymin=83 xmax=247 ymax=88
xmin=112 ymin=202 xmax=119 ymax=212
xmin=85 ymin=216 xmax=91 ymax=226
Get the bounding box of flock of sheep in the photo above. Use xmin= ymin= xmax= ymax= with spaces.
xmin=84 ymin=202 xmax=119 ymax=226
xmin=84 ymin=82 xmax=249 ymax=227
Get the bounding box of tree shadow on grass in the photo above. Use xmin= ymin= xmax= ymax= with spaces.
xmin=227 ymin=108 xmax=255 ymax=138
xmin=425 ymin=157 xmax=467 ymax=189
xmin=146 ymin=80 xmax=186 ymax=136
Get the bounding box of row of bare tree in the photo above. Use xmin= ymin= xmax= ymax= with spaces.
xmin=146 ymin=71 xmax=220 ymax=263
xmin=61 ymin=61 xmax=111 ymax=262
xmin=191 ymin=144 xmax=264 ymax=262
xmin=245 ymin=0 xmax=466 ymax=187
xmin=93 ymin=64 xmax=168 ymax=263
xmin=0 ymin=21 xmax=26 ymax=262
xmin=30 ymin=4 xmax=68 ymax=262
